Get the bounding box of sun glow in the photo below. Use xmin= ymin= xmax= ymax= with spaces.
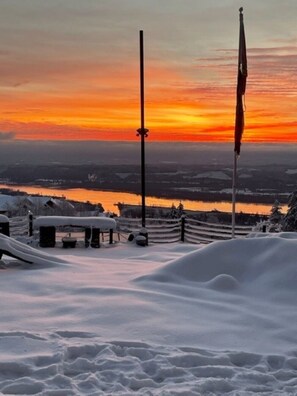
xmin=0 ymin=28 xmax=296 ymax=143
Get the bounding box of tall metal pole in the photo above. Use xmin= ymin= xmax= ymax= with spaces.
xmin=137 ymin=30 xmax=149 ymax=228
xmin=231 ymin=151 xmax=237 ymax=238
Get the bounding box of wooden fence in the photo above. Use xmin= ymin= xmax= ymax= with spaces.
xmin=117 ymin=217 xmax=253 ymax=244
xmin=8 ymin=215 xmax=253 ymax=245
xmin=9 ymin=216 xmax=29 ymax=237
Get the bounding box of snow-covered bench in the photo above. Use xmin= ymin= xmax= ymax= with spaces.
xmin=34 ymin=216 xmax=117 ymax=248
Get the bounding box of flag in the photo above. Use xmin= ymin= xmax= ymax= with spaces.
xmin=234 ymin=7 xmax=248 ymax=155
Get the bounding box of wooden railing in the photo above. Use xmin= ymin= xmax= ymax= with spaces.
xmin=117 ymin=217 xmax=253 ymax=244
xmin=184 ymin=217 xmax=252 ymax=244
xmin=8 ymin=215 xmax=253 ymax=245
xmin=9 ymin=216 xmax=29 ymax=237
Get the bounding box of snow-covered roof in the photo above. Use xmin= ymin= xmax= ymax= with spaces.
xmin=0 ymin=194 xmax=16 ymax=210
xmin=34 ymin=216 xmax=117 ymax=229
xmin=0 ymin=194 xmax=74 ymax=211
xmin=0 ymin=214 xmax=9 ymax=222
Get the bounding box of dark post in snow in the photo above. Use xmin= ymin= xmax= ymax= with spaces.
xmin=28 ymin=211 xmax=33 ymax=237
xmin=137 ymin=30 xmax=149 ymax=228
xmin=181 ymin=215 xmax=185 ymax=242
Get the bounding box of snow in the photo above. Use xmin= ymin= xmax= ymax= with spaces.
xmin=0 ymin=214 xmax=9 ymax=223
xmin=0 ymin=194 xmax=75 ymax=213
xmin=0 ymin=233 xmax=66 ymax=264
xmin=286 ymin=169 xmax=297 ymax=175
xmin=219 ymin=188 xmax=252 ymax=194
xmin=239 ymin=173 xmax=252 ymax=178
xmin=115 ymin=173 xmax=132 ymax=179
xmin=0 ymin=194 xmax=17 ymax=210
xmin=191 ymin=171 xmax=231 ymax=180
xmin=173 ymin=187 xmax=202 ymax=192
xmin=34 ymin=216 xmax=117 ymax=230
xmin=0 ymin=234 xmax=297 ymax=394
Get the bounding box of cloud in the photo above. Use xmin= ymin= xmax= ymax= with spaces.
xmin=187 ymin=45 xmax=297 ymax=103
xmin=0 ymin=1 xmax=296 ymax=143
xmin=0 ymin=131 xmax=15 ymax=140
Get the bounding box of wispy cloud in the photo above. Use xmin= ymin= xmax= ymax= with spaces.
xmin=0 ymin=1 xmax=296 ymax=142
xmin=0 ymin=131 xmax=15 ymax=140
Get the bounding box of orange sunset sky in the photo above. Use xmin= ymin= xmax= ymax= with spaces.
xmin=0 ymin=0 xmax=296 ymax=143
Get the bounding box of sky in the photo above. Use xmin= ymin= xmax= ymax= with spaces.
xmin=0 ymin=0 xmax=296 ymax=143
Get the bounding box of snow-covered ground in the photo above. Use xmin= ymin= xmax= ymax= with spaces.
xmin=1 ymin=234 xmax=297 ymax=395
xmin=186 ymin=171 xmax=231 ymax=180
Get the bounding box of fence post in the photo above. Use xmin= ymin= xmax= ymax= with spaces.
xmin=109 ymin=229 xmax=113 ymax=244
xmin=181 ymin=215 xmax=186 ymax=242
xmin=28 ymin=211 xmax=33 ymax=237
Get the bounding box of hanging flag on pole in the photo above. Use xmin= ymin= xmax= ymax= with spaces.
xmin=234 ymin=7 xmax=247 ymax=155
xmin=232 ymin=7 xmax=248 ymax=238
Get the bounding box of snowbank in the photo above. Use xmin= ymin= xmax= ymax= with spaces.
xmin=1 ymin=235 xmax=297 ymax=394
xmin=0 ymin=233 xmax=66 ymax=265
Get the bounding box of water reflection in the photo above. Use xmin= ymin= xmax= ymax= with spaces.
xmin=0 ymin=184 xmax=281 ymax=215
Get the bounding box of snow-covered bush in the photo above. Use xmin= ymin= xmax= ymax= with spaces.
xmin=283 ymin=191 xmax=297 ymax=231
xmin=252 ymin=219 xmax=282 ymax=233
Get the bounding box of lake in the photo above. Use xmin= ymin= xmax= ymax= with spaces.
xmin=0 ymin=184 xmax=280 ymax=216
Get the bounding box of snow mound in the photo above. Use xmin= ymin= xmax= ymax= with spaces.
xmin=136 ymin=236 xmax=297 ymax=296
xmin=206 ymin=273 xmax=239 ymax=291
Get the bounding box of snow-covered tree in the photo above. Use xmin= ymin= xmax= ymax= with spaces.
xmin=269 ymin=200 xmax=283 ymax=224
xmin=88 ymin=173 xmax=97 ymax=182
xmin=177 ymin=202 xmax=185 ymax=217
xmin=283 ymin=191 xmax=297 ymax=231
xmin=169 ymin=204 xmax=178 ymax=219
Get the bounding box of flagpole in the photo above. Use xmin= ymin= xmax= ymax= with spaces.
xmin=137 ymin=30 xmax=149 ymax=229
xmin=231 ymin=151 xmax=237 ymax=238
xmin=232 ymin=7 xmax=247 ymax=239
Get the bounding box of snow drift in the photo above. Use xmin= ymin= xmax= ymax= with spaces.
xmin=0 ymin=234 xmax=297 ymax=394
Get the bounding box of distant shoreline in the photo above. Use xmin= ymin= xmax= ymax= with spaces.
xmin=0 ymin=183 xmax=287 ymax=217
xmin=0 ymin=181 xmax=288 ymax=205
